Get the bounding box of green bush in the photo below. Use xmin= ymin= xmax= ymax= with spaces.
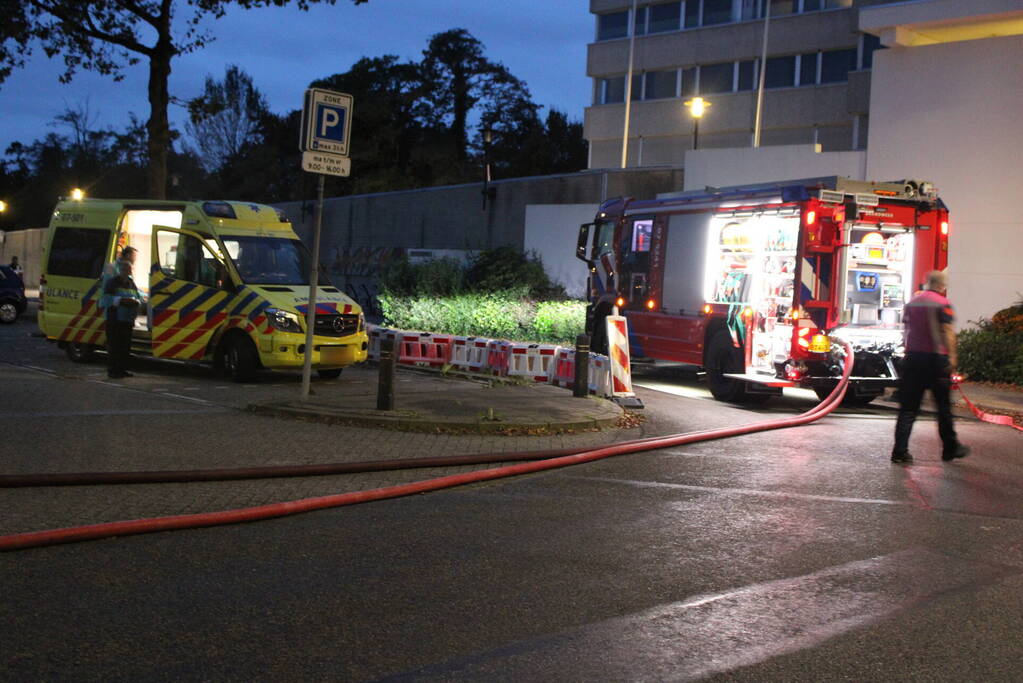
xmin=378 ymin=256 xmax=464 ymax=297
xmin=379 ymin=291 xmax=585 ymax=346
xmin=957 ymin=328 xmax=1023 ymax=385
xmin=465 ymin=247 xmax=566 ymax=299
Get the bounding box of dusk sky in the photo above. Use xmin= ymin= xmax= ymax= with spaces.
xmin=0 ymin=0 xmax=593 ymax=155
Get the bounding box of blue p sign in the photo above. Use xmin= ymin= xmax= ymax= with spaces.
xmin=302 ymin=88 xmax=353 ymax=155
xmin=316 ymin=104 xmax=346 ymax=143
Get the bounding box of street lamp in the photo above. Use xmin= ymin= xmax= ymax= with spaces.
xmin=481 ymin=127 xmax=496 ymax=210
xmin=684 ymin=97 xmax=710 ymax=151
xmin=70 ymin=188 xmax=85 ymax=201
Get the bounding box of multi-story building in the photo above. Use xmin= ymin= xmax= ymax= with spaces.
xmin=585 ymin=0 xmax=898 ymax=167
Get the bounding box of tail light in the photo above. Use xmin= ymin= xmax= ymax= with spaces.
xmin=791 ymin=319 xmax=829 ymax=358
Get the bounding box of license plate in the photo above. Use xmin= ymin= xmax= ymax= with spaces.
xmin=319 ymin=345 xmax=349 ymax=365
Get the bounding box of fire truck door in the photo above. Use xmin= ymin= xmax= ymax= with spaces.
xmin=618 ymin=217 xmax=654 ymax=308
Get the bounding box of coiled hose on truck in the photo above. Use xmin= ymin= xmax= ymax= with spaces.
xmin=0 ymin=342 xmax=854 ymax=551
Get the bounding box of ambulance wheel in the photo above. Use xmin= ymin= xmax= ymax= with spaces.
xmin=317 ymin=369 xmax=343 ymax=379
xmin=705 ymin=329 xmax=747 ymax=403
xmin=221 ymin=336 xmax=258 ymax=383
xmin=66 ymin=342 xmax=97 ymax=363
xmin=0 ymin=302 xmax=18 ymax=324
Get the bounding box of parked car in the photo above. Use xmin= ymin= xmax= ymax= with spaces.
xmin=0 ymin=264 xmax=28 ymax=323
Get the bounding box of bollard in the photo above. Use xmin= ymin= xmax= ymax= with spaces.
xmin=377 ymin=337 xmax=397 ymax=411
xmin=573 ymin=333 xmax=590 ymax=398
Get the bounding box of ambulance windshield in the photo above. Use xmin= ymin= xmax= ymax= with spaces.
xmin=220 ymin=236 xmax=330 ymax=286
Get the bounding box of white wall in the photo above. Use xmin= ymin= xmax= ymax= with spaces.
xmin=524 ymin=204 xmax=599 ymax=299
xmin=866 ymin=35 xmax=1023 ymax=326
xmin=682 ymin=144 xmax=867 ymax=191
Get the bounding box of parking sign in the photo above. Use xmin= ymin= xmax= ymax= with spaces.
xmin=300 ymin=88 xmax=354 ymax=156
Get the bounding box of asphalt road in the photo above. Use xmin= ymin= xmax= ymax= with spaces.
xmin=3 ymin=310 xmax=1023 ymax=681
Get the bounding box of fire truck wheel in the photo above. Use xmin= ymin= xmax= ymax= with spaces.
xmin=590 ymin=312 xmax=609 ymax=355
xmin=66 ymin=342 xmax=97 ymax=363
xmin=813 ymin=385 xmax=878 ymax=406
xmin=706 ymin=329 xmax=747 ymax=403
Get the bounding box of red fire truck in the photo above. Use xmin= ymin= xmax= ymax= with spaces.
xmin=576 ymin=177 xmax=950 ymax=405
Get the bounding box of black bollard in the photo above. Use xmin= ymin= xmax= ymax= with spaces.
xmin=377 ymin=337 xmax=396 ymax=411
xmin=573 ymin=333 xmax=590 ymax=398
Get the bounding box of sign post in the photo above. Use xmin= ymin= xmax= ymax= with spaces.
xmin=299 ymin=88 xmax=353 ymax=400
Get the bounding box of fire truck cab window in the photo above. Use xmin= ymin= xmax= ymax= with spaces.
xmin=593 ymin=221 xmax=615 ymax=258
xmin=842 ymin=227 xmax=913 ymax=327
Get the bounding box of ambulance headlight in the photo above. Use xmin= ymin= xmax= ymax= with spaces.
xmin=266 ymin=308 xmax=302 ymax=334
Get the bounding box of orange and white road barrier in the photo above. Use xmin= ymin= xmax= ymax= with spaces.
xmin=605 ymin=315 xmax=643 ymax=407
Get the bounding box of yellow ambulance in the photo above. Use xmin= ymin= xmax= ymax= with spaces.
xmin=38 ymin=198 xmax=367 ymax=381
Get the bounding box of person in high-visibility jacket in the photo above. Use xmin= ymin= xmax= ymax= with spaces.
xmin=891 ymin=270 xmax=970 ymax=464
xmin=100 ymin=260 xmax=142 ymax=379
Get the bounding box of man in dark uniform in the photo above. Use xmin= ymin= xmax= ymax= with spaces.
xmin=891 ymin=270 xmax=970 ymax=464
xmin=102 ymin=260 xmax=141 ymax=379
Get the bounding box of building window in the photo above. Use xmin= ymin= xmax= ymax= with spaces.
xmin=649 ymin=2 xmax=682 ymax=33
xmin=699 ymin=62 xmax=734 ymax=94
xmin=684 ymin=0 xmax=700 ymax=28
xmin=802 ymin=0 xmax=822 ymax=10
xmin=765 ymin=55 xmax=796 ymax=88
xmin=768 ymin=0 xmax=797 ymax=16
xmin=861 ymin=33 xmax=884 ymax=69
xmin=799 ymin=52 xmax=818 ymax=86
xmin=702 ymin=0 xmax=733 ymax=25
xmin=630 ymin=74 xmax=643 ymax=100
xmin=737 ymin=60 xmax=757 ymax=90
xmin=820 ymin=48 xmax=856 ymax=83
xmin=645 ymin=69 xmax=678 ymax=99
xmin=597 ymin=11 xmax=629 ymax=41
xmin=681 ymin=67 xmax=698 ymax=97
xmin=599 ymin=76 xmax=625 ymax=104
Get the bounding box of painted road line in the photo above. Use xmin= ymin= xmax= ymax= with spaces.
xmin=391 ymin=548 xmax=1012 ymax=680
xmin=577 ymin=476 xmax=908 ymax=507
xmin=0 ymin=408 xmax=226 ymax=419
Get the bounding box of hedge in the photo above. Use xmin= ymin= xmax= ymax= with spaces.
xmin=379 ymin=290 xmax=586 ymax=346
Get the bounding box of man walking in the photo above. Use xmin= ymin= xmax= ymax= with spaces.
xmin=891 ymin=270 xmax=970 ymax=464
xmin=101 ymin=260 xmax=141 ymax=379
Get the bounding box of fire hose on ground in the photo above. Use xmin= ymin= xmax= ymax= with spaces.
xmin=0 ymin=342 xmax=855 ymax=552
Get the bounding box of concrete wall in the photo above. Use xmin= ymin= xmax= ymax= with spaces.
xmin=524 ymin=204 xmax=600 ymax=298
xmin=681 ymin=144 xmax=866 ymax=190
xmin=865 ymin=35 xmax=1023 ymax=326
xmin=276 ymin=166 xmax=683 ymax=304
xmin=0 ymin=228 xmax=46 ymax=290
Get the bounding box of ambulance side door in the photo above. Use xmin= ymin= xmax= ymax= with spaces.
xmin=149 ymin=227 xmax=233 ymax=360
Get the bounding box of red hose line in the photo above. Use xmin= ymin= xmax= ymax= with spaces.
xmin=0 ymin=344 xmax=854 ymax=552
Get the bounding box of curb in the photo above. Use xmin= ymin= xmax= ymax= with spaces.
xmin=246 ymin=397 xmax=624 ymax=434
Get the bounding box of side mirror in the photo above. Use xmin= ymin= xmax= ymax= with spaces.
xmin=576 ymin=223 xmax=593 ymax=263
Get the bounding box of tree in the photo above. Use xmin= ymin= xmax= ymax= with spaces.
xmin=311 ymin=55 xmax=427 ymax=193
xmin=419 ymin=29 xmax=535 ymax=173
xmin=0 ymin=0 xmax=367 ymax=200
xmin=186 ymin=65 xmax=270 ymax=173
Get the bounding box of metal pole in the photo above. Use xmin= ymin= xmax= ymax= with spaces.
xmin=301 ymin=174 xmax=325 ymax=400
xmin=693 ymin=118 xmax=699 ymax=151
xmin=752 ymin=0 xmax=772 ymax=148
xmin=376 ymin=336 xmax=396 ymax=410
xmin=620 ymin=0 xmax=639 ymax=168
xmin=573 ymin=333 xmax=590 ymax=398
